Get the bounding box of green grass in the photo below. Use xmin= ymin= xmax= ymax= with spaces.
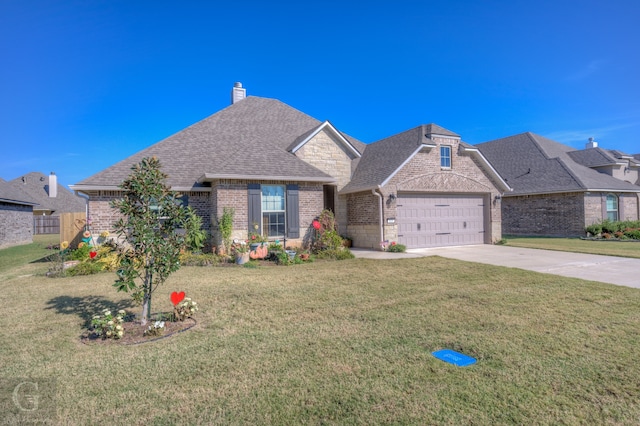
xmin=0 ymin=235 xmax=59 ymax=275
xmin=504 ymin=236 xmax=640 ymax=259
xmin=1 ymin=252 xmax=640 ymax=424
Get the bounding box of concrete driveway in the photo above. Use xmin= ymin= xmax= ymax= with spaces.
xmin=351 ymin=245 xmax=640 ymax=289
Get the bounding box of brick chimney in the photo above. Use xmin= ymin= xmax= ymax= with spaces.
xmin=231 ymin=82 xmax=246 ymax=104
xmin=48 ymin=172 xmax=57 ymax=198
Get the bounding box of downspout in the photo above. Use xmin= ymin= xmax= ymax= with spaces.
xmin=372 ymin=187 xmax=384 ymax=249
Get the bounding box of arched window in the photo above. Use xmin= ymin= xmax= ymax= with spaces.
xmin=606 ymin=194 xmax=618 ymax=221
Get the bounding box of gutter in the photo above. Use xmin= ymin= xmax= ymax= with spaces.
xmin=372 ymin=187 xmax=384 ymax=249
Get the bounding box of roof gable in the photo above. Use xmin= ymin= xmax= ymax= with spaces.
xmin=288 ymin=121 xmax=362 ymax=158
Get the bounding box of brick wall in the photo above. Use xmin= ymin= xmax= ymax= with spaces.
xmin=346 ymin=192 xmax=380 ymax=248
xmin=0 ymin=202 xmax=33 ymax=248
xmin=503 ymin=192 xmax=586 ymax=236
xmin=620 ymin=193 xmax=640 ymax=221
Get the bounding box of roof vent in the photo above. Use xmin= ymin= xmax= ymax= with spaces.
xmin=231 ymin=82 xmax=246 ymax=104
xmin=586 ymin=137 xmax=598 ymax=149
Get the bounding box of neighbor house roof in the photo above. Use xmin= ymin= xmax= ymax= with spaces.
xmin=568 ymin=147 xmax=640 ymax=168
xmin=341 ymin=124 xmax=509 ymax=194
xmin=476 ymin=132 xmax=640 ymax=196
xmin=73 ymin=96 xmax=366 ymax=191
xmin=0 ymin=178 xmax=38 ymax=206
xmin=10 ymin=172 xmax=86 ymax=214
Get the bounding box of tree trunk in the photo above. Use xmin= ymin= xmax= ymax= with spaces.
xmin=140 ymin=272 xmax=152 ymax=325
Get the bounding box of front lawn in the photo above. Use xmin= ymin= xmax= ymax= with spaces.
xmin=1 ymin=255 xmax=640 ymax=423
xmin=504 ymin=236 xmax=640 ymax=259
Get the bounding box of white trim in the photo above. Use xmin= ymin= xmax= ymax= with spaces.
xmin=379 ymin=144 xmax=437 ymax=188
xmin=198 ymin=173 xmax=336 ymax=184
xmin=459 ymin=146 xmax=511 ymax=192
xmin=289 ymin=121 xmax=361 ymax=158
xmin=70 ymin=185 xmax=212 ymax=193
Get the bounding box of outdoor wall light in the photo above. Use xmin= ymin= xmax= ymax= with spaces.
xmin=388 ymin=194 xmax=396 ymax=202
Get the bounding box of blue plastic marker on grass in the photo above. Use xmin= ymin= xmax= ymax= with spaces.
xmin=432 ymin=349 xmax=477 ymax=367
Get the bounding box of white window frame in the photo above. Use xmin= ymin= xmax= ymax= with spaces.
xmin=606 ymin=193 xmax=618 ymax=221
xmin=261 ymin=185 xmax=286 ymax=238
xmin=440 ymin=145 xmax=452 ymax=168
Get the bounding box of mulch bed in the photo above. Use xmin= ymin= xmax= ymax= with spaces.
xmin=81 ymin=317 xmax=197 ymax=345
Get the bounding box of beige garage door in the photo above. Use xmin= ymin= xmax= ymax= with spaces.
xmin=397 ymin=194 xmax=486 ymax=248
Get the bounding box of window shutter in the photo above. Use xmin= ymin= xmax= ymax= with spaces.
xmin=601 ymin=193 xmax=607 ymax=219
xmin=286 ymin=184 xmax=300 ymax=239
xmin=248 ymin=184 xmax=262 ymax=234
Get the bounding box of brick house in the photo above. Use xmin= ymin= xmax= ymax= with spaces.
xmin=71 ymin=83 xmax=509 ymax=250
xmin=10 ymin=172 xmax=86 ymax=216
xmin=0 ymin=178 xmax=37 ymax=248
xmin=476 ymin=133 xmax=640 ymax=236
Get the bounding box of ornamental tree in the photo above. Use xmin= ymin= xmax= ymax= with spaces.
xmin=111 ymin=157 xmax=187 ymax=325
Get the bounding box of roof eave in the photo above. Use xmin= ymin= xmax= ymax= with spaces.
xmin=505 ymin=188 xmax=640 ymax=197
xmin=0 ymin=198 xmax=38 ymax=206
xmin=290 ymin=121 xmax=362 ymax=158
xmin=198 ymin=173 xmax=337 ymax=184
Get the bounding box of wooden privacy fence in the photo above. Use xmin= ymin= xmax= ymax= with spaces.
xmin=33 ymin=216 xmax=60 ymax=235
xmin=60 ymin=212 xmax=87 ymax=248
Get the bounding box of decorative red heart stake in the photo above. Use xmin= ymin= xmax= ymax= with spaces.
xmin=171 ymin=291 xmax=186 ymax=306
xmin=89 ymin=251 xmax=97 ymax=259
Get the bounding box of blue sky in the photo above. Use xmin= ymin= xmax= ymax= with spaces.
xmin=1 ymin=0 xmax=639 ymax=188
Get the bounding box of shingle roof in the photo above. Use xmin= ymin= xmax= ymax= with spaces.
xmin=10 ymin=172 xmax=86 ymax=214
xmin=341 ymin=125 xmax=429 ymax=194
xmin=0 ymin=178 xmax=38 ymax=206
xmin=74 ymin=96 xmax=366 ymax=189
xmin=476 ymin=132 xmax=640 ymax=195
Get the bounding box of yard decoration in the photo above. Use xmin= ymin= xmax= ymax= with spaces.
xmin=111 ymin=157 xmax=188 ymax=325
xmin=89 ymin=251 xmax=97 ymax=259
xmin=171 ymin=291 xmax=186 ymax=306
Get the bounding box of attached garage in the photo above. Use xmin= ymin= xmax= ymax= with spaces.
xmin=397 ymin=193 xmax=487 ymax=248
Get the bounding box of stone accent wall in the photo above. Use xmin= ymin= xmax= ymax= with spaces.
xmin=503 ymin=192 xmax=585 ymax=236
xmin=295 ymin=128 xmax=358 ymax=237
xmin=379 ymin=137 xmax=504 ymax=244
xmin=0 ymin=202 xmax=33 ymax=248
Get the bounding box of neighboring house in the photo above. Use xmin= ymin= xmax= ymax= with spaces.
xmin=0 ymin=178 xmax=38 ymax=248
xmin=476 ymin=133 xmax=640 ymax=237
xmin=71 ymin=83 xmax=509 ymax=250
xmin=10 ymin=172 xmax=87 ymax=216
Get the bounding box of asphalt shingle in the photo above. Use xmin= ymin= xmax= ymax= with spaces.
xmin=75 ymin=96 xmax=366 ymax=189
xmin=477 ymin=132 xmax=640 ymax=195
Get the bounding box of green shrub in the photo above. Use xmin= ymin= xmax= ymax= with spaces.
xmin=387 ymin=243 xmax=406 ymax=253
xmin=66 ymin=261 xmax=104 ymax=276
xmin=315 ymin=248 xmax=355 ymax=261
xmin=69 ymin=244 xmax=91 ymax=260
xmin=623 ymin=229 xmax=640 ymax=240
xmin=179 ymin=251 xmax=221 ymax=266
xmin=585 ymin=223 xmax=602 ymax=236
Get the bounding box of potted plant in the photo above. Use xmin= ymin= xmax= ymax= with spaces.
xmin=233 ymin=241 xmax=250 ymax=264
xmin=341 ymin=235 xmax=352 ymax=248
